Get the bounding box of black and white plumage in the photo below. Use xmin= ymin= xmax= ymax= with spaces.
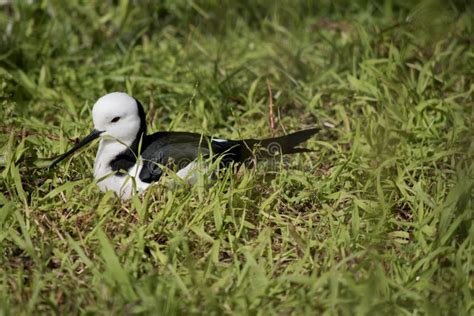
xmin=50 ymin=92 xmax=319 ymax=199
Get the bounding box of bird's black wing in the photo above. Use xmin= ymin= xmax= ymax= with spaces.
xmin=138 ymin=132 xmax=241 ymax=183
xmin=138 ymin=128 xmax=320 ymax=184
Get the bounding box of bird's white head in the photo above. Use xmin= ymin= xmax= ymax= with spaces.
xmin=92 ymin=92 xmax=144 ymax=144
xmin=49 ymin=92 xmax=147 ymax=168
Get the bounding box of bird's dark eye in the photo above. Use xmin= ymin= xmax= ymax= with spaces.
xmin=110 ymin=116 xmax=121 ymax=123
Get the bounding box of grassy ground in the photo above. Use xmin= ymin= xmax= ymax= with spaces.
xmin=0 ymin=0 xmax=473 ymax=314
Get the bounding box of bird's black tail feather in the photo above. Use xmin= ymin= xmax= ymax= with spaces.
xmin=240 ymin=127 xmax=319 ymax=159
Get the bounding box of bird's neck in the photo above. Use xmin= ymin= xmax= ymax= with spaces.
xmin=93 ymin=132 xmax=146 ymax=179
xmin=93 ymin=139 xmax=130 ymax=179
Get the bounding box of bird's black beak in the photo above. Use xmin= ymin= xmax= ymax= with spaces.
xmin=49 ymin=129 xmax=103 ymax=168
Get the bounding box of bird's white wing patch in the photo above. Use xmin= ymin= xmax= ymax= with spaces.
xmin=176 ymin=161 xmax=211 ymax=186
xmin=176 ymin=161 xmax=199 ymax=185
xmin=212 ymin=138 xmax=227 ymax=143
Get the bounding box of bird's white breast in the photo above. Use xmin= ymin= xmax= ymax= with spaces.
xmin=93 ymin=139 xmax=149 ymax=199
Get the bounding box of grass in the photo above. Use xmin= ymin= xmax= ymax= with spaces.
xmin=0 ymin=0 xmax=473 ymax=314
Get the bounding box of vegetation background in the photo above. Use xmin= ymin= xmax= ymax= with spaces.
xmin=0 ymin=0 xmax=472 ymax=314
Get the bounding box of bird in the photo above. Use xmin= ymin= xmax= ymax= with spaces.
xmin=50 ymin=92 xmax=319 ymax=199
